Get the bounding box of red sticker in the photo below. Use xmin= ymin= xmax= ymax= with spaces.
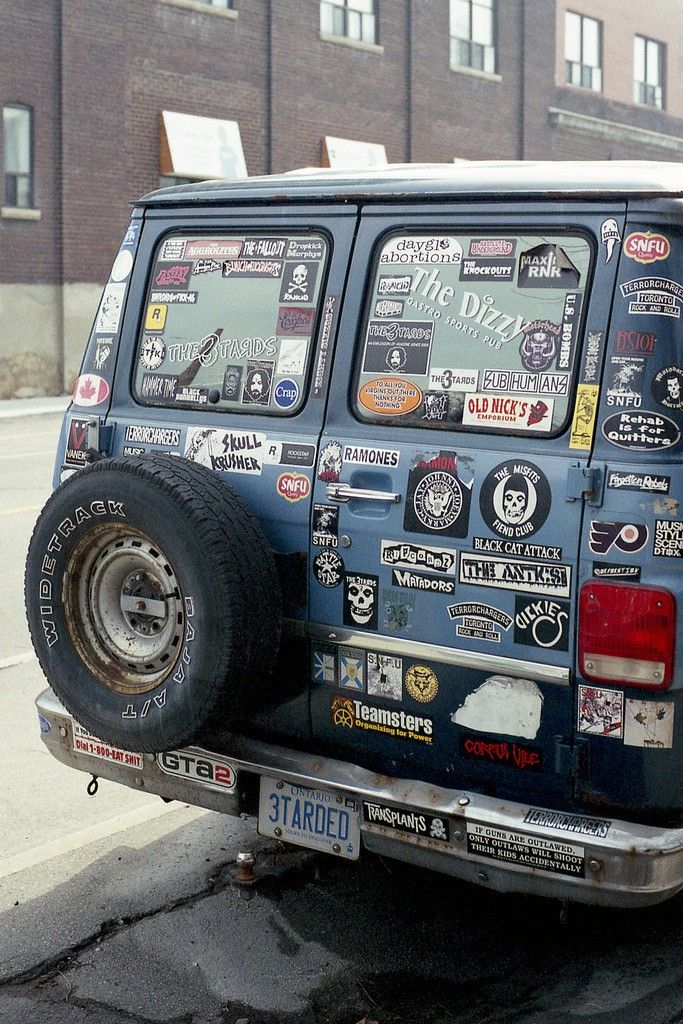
xmin=72 ymin=374 xmax=110 ymax=407
xmin=624 ymin=232 xmax=670 ymax=265
xmin=277 ymin=473 xmax=311 ymax=502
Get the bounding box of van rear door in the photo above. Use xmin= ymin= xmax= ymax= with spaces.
xmin=308 ymin=202 xmax=625 ymax=805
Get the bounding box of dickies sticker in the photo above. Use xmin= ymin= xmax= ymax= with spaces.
xmin=514 ymin=596 xmax=569 ymax=651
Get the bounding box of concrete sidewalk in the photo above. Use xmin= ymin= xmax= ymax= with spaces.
xmin=0 ymin=395 xmax=70 ymax=422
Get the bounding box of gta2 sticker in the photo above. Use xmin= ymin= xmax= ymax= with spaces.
xmin=478 ymin=460 xmax=550 ymax=540
xmin=403 ymin=451 xmax=471 ymax=538
xmin=578 ymin=685 xmax=623 ymax=738
xmin=343 ymin=574 xmax=379 ymax=631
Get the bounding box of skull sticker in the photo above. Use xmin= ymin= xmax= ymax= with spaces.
xmin=279 ymin=261 xmax=318 ymax=303
xmin=479 ymin=459 xmax=551 ymax=540
xmin=519 ymin=320 xmax=561 ymax=372
xmin=343 ymin=573 xmax=378 ymax=631
xmin=652 ymin=366 xmax=683 ymax=411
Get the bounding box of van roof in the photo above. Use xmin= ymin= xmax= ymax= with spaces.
xmin=139 ymin=160 xmax=682 ymax=207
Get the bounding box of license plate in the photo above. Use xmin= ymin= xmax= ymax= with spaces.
xmin=258 ymin=777 xmax=361 ymax=860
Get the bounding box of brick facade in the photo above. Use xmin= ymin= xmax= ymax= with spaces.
xmin=0 ymin=0 xmax=681 ymax=396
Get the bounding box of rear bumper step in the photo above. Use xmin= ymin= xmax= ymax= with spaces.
xmin=36 ymin=688 xmax=683 ymax=908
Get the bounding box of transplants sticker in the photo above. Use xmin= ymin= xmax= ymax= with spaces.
xmin=363 ymin=801 xmax=450 ymax=843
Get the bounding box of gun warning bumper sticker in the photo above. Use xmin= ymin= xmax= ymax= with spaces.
xmin=467 ymin=823 xmax=585 ymax=877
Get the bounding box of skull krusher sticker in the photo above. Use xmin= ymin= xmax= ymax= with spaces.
xmin=404 ymin=451 xmax=473 ymax=538
xmin=479 ymin=460 xmax=551 ymax=541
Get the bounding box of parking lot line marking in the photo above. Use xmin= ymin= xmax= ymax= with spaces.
xmin=0 ymin=651 xmax=36 ymax=671
xmin=0 ymin=450 xmax=54 ymax=461
xmin=0 ymin=505 xmax=41 ymax=517
xmin=0 ymin=801 xmax=200 ymax=881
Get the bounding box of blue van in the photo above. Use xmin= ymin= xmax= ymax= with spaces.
xmin=26 ymin=162 xmax=682 ymax=907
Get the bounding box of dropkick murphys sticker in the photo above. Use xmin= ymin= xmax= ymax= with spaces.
xmin=478 ymin=460 xmax=550 ymax=540
xmin=403 ymin=451 xmax=472 ymax=538
xmin=343 ymin=573 xmax=379 ymax=631
xmin=467 ymin=824 xmax=584 ymax=878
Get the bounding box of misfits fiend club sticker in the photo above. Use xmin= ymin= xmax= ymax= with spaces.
xmin=479 ymin=460 xmax=550 ymax=541
xmin=343 ymin=574 xmax=379 ymax=631
xmin=651 ymin=366 xmax=683 ymax=411
xmin=403 ymin=451 xmax=472 ymax=538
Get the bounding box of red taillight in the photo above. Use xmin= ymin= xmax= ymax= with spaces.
xmin=579 ymin=581 xmax=676 ymax=690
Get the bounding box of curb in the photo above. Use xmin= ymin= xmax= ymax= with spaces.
xmin=0 ymin=397 xmax=70 ymax=422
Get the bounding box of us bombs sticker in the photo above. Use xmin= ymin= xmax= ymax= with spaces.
xmin=479 ymin=460 xmax=550 ymax=541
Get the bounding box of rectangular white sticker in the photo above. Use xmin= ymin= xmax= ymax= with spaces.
xmin=381 ymin=540 xmax=457 ymax=576
xmin=184 ymin=427 xmax=266 ymax=475
xmin=462 ymin=394 xmax=554 ymax=432
xmin=459 ymin=552 xmax=571 ymax=597
xmin=624 ymin=699 xmax=674 ymax=748
xmin=94 ymin=283 xmax=126 ymax=335
xmin=428 ymin=368 xmax=479 ymax=392
xmin=72 ymin=722 xmax=143 ymax=769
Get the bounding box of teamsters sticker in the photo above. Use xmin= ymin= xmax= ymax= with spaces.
xmin=478 ymin=460 xmax=550 ymax=540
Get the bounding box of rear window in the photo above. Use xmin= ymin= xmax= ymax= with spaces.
xmin=353 ymin=231 xmax=592 ymax=436
xmin=133 ymin=232 xmax=329 ymax=414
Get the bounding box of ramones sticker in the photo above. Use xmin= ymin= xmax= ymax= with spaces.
xmin=404 ymin=452 xmax=471 ymax=537
xmin=313 ymin=549 xmax=344 ymax=587
xmin=479 ymin=460 xmax=550 ymax=540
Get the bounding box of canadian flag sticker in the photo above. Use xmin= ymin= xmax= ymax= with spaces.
xmin=73 ymin=374 xmax=110 ymax=407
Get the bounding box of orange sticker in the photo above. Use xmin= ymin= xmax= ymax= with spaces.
xmin=358 ymin=377 xmax=423 ymax=416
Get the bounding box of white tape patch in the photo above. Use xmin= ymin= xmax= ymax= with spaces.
xmin=452 ymin=675 xmax=543 ymax=740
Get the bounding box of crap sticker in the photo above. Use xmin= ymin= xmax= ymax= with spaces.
xmin=589 ymin=521 xmax=648 ymax=556
xmin=462 ymin=394 xmax=553 ymax=431
xmin=569 ymin=384 xmax=599 ymax=450
xmin=367 ymin=653 xmax=403 ymax=701
xmin=624 ymin=700 xmax=674 ymax=748
xmin=343 ymin=573 xmax=379 ymax=631
xmin=601 ymin=411 xmax=681 ymax=451
xmin=578 ymin=685 xmax=623 ymax=738
xmin=479 ymin=460 xmax=550 ymax=540
xmin=72 ymin=374 xmax=109 ymax=408
xmin=339 ymin=647 xmax=365 ymax=690
xmin=651 ymin=366 xmax=683 ymax=411
xmin=358 ymin=377 xmax=423 ymax=416
xmin=403 ymin=451 xmax=472 ymax=538
xmin=514 ymin=596 xmax=569 ymax=651
xmin=273 ymin=378 xmax=299 ymax=409
xmin=623 ymin=231 xmax=670 ymax=265
xmin=404 ymin=664 xmax=439 ymax=703
xmin=313 ymin=549 xmax=344 ymax=587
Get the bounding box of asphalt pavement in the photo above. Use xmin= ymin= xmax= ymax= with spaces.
xmin=1 ymin=403 xmax=683 ymax=1024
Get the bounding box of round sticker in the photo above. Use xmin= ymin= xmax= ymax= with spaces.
xmin=651 ymin=366 xmax=683 ymax=411
xmin=313 ymin=549 xmax=344 ymax=588
xmin=479 ymin=460 xmax=550 ymax=540
xmin=110 ymin=248 xmax=134 ymax=283
xmin=140 ymin=336 xmax=166 ymax=370
xmin=413 ymin=471 xmax=464 ymax=531
xmin=274 ymin=378 xmax=299 ymax=409
xmin=405 ymin=665 xmax=439 ymax=703
xmin=358 ymin=377 xmax=423 ymax=416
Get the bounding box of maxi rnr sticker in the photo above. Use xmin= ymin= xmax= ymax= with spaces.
xmin=478 ymin=460 xmax=550 ymax=540
xmin=404 ymin=451 xmax=472 ymax=537
xmin=578 ymin=684 xmax=623 ymax=738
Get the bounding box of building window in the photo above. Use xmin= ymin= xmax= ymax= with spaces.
xmin=320 ymin=0 xmax=377 ymax=45
xmin=634 ymin=35 xmax=664 ymax=109
xmin=450 ymin=0 xmax=496 ymax=75
xmin=3 ymin=104 xmax=33 ymax=208
xmin=565 ymin=11 xmax=602 ymax=91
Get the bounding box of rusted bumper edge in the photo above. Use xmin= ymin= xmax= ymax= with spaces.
xmin=37 ymin=688 xmax=683 ymax=908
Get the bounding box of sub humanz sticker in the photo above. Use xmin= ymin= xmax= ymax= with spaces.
xmin=479 ymin=460 xmax=550 ymax=541
xmin=404 ymin=451 xmax=471 ymax=537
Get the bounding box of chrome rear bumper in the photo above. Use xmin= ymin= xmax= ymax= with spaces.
xmin=36 ymin=688 xmax=683 ymax=908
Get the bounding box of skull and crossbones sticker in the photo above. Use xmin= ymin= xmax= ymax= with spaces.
xmin=279 ymin=261 xmax=318 ymax=303
xmin=343 ymin=573 xmax=379 ymax=631
xmin=479 ymin=459 xmax=551 ymax=540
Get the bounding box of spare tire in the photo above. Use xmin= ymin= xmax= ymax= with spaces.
xmin=25 ymin=454 xmax=281 ymax=752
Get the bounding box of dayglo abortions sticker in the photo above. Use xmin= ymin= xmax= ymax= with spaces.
xmin=358 ymin=377 xmax=423 ymax=416
xmin=72 ymin=722 xmax=143 ymax=769
xmin=467 ymin=824 xmax=585 ymax=877
xmin=363 ymin=801 xmax=450 ymax=843
xmin=259 ymin=777 xmax=360 ymax=860
xmin=156 ymin=749 xmax=237 ymax=792
xmin=462 ymin=394 xmax=554 ymax=431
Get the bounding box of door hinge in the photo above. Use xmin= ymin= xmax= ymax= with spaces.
xmin=554 ymin=735 xmax=590 ymax=780
xmin=565 ymin=462 xmax=604 ymax=506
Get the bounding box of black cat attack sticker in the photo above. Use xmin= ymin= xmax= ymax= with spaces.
xmin=479 ymin=460 xmax=550 ymax=540
xmin=404 ymin=451 xmax=472 ymax=538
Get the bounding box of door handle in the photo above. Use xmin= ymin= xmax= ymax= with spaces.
xmin=326 ymin=482 xmax=401 ymax=504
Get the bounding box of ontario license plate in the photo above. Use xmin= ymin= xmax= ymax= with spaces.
xmin=258 ymin=777 xmax=361 ymax=859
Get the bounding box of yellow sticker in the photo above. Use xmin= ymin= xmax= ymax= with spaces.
xmin=569 ymin=384 xmax=600 ymax=450
xmin=405 ymin=665 xmax=439 ymax=703
xmin=145 ymin=304 xmax=167 ymax=331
